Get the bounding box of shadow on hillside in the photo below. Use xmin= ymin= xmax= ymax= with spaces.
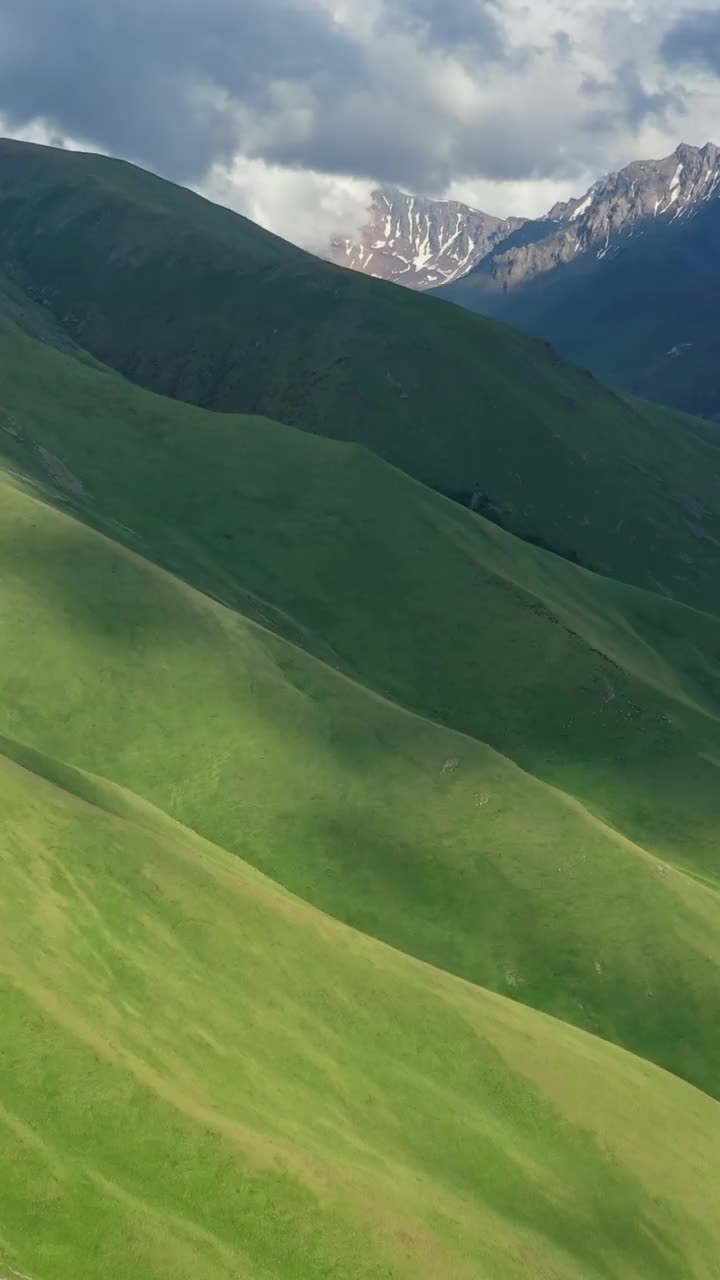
xmin=3 ymin=499 xmax=720 ymax=1114
xmin=0 ymin=504 xmax=214 ymax=643
xmin=5 ymin=493 xmax=720 ymax=899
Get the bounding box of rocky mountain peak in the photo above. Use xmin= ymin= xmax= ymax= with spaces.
xmin=328 ymin=187 xmax=525 ymax=289
xmin=461 ymin=141 xmax=720 ymax=301
xmin=550 ymin=142 xmax=720 ymax=252
xmin=329 ymin=144 xmax=720 ymax=294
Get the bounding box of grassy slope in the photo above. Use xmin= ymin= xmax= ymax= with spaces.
xmin=2 ymin=736 xmax=720 ymax=1280
xmin=1 ymin=141 xmax=720 ymax=611
xmin=0 ymin=154 xmax=718 ymax=1273
xmin=1 ymin=315 xmax=720 ymax=879
xmin=2 ymin=410 xmax=720 ymax=1101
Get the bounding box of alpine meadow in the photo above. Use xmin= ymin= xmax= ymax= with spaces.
xmin=0 ymin=134 xmax=719 ymax=1280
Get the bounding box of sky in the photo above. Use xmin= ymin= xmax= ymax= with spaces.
xmin=1 ymin=0 xmax=719 ymax=249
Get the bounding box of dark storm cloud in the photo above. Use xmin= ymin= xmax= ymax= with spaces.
xmin=0 ymin=0 xmax=515 ymax=191
xmin=581 ymin=60 xmax=684 ymax=131
xmin=661 ymin=9 xmax=720 ymax=75
xmin=552 ymin=31 xmax=573 ymax=59
xmin=0 ymin=0 xmax=693 ymax=201
xmin=0 ymin=0 xmax=361 ymax=181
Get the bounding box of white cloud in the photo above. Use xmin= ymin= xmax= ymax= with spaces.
xmin=446 ymin=176 xmax=583 ymax=219
xmin=200 ymin=156 xmax=373 ymax=250
xmin=196 ymin=0 xmax=720 ymax=231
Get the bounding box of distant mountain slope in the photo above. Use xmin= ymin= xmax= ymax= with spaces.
xmin=2 ymin=314 xmax=720 ymax=1102
xmin=441 ymin=143 xmax=720 ymax=420
xmin=328 ymin=186 xmax=524 ymax=288
xmin=0 ymin=140 xmax=719 ymax=616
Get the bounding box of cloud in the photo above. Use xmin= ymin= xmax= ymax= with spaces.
xmin=0 ymin=0 xmax=361 ymax=182
xmin=552 ymin=30 xmax=573 ymax=59
xmin=0 ymin=0 xmax=517 ymax=195
xmin=581 ymin=60 xmax=685 ymax=130
xmin=0 ymin=0 xmax=714 ymax=240
xmin=387 ymin=0 xmax=505 ymax=55
xmin=661 ymin=9 xmax=720 ymax=75
xmin=201 ymin=155 xmax=374 ymax=251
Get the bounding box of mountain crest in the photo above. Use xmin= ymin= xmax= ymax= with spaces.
xmin=332 ymin=143 xmax=720 ymax=293
xmin=443 ymin=140 xmax=720 ymax=300
xmin=545 ymin=142 xmax=720 ymax=258
xmin=439 ymin=141 xmax=720 ymax=422
xmin=329 ymin=186 xmax=525 ymax=289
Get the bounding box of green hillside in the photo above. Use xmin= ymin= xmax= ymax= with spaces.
xmin=1 ymin=139 xmax=720 ymax=612
xmin=2 ymin=145 xmax=720 ymax=1280
xmin=3 ymin=733 xmax=720 ymax=1280
xmin=2 ymin=317 xmax=720 ymax=1107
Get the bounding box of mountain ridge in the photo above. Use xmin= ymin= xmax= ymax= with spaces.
xmin=439 ymin=142 xmax=720 ymax=420
xmin=445 ymin=142 xmax=720 ymax=294
xmin=1 ymin=139 xmax=719 ymax=614
xmin=332 ymin=142 xmax=720 ymax=296
xmin=329 ymin=185 xmax=525 ymax=288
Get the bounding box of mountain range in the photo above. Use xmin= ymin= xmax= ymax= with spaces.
xmin=1 ymin=138 xmax=720 ymax=1280
xmin=333 ymin=143 xmax=720 ymax=420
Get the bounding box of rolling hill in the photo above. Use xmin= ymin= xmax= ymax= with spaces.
xmin=1 ymin=142 xmax=720 ymax=1280
xmin=4 ymin=731 xmax=720 ymax=1280
xmin=2 ymin=314 xmax=720 ymax=1102
xmin=1 ymin=139 xmax=720 ymax=614
xmin=0 ymin=440 xmax=720 ymax=1278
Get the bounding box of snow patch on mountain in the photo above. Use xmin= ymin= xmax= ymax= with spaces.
xmin=328 ymin=188 xmax=525 ymax=289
